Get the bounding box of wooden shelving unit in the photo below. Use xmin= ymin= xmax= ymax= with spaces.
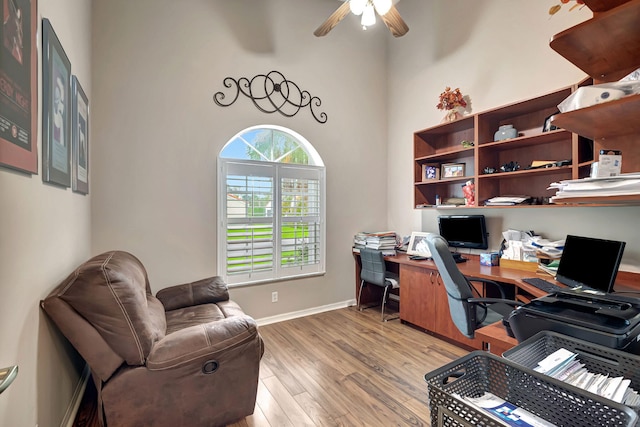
xmin=413 ymin=87 xmax=589 ymax=208
xmin=412 ymin=0 xmax=640 ymax=209
xmin=549 ymin=0 xmax=640 ymax=205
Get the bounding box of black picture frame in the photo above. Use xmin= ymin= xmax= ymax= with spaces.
xmin=71 ymin=76 xmax=89 ymax=194
xmin=42 ymin=18 xmax=71 ymax=187
xmin=0 ymin=0 xmax=38 ymax=174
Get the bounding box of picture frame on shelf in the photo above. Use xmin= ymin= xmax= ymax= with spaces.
xmin=422 ymin=164 xmax=439 ymax=181
xmin=42 ymin=18 xmax=72 ymax=187
xmin=71 ymin=76 xmax=89 ymax=194
xmin=542 ymin=112 xmax=559 ymax=132
xmin=0 ymin=0 xmax=38 ymax=174
xmin=441 ymin=162 xmax=465 ymax=178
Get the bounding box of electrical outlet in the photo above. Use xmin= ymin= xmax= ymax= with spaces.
xmin=271 ymin=291 xmax=278 ymax=303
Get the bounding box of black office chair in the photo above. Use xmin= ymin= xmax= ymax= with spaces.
xmin=357 ymin=247 xmax=400 ymax=322
xmin=425 ymin=233 xmax=523 ymax=338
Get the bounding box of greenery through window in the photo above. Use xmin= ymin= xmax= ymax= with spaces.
xmin=218 ymin=126 xmax=325 ymax=286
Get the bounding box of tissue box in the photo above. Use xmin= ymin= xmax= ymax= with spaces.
xmin=480 ymin=252 xmax=500 ymax=266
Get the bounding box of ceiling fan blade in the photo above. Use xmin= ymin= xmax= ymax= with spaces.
xmin=314 ymin=1 xmax=352 ymax=37
xmin=380 ymin=4 xmax=409 ymax=37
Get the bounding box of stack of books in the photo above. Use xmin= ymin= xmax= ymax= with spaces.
xmin=353 ymin=231 xmax=398 ymax=255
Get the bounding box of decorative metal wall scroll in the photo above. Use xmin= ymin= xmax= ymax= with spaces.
xmin=213 ymin=71 xmax=327 ymax=124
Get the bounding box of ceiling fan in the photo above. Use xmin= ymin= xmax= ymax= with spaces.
xmin=314 ymin=0 xmax=409 ymax=38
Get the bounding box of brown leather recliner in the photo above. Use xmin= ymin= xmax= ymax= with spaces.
xmin=41 ymin=251 xmax=263 ymax=427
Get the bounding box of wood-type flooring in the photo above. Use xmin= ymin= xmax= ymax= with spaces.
xmin=74 ymin=305 xmax=469 ymax=426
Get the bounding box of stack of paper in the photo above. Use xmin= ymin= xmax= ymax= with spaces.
xmin=549 ymin=173 xmax=640 ymax=202
xmin=484 ymin=196 xmax=533 ymax=206
xmin=533 ymin=348 xmax=640 ymax=405
xmin=353 ymin=231 xmax=398 ymax=255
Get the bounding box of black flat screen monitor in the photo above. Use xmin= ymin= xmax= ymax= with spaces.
xmin=555 ymin=235 xmax=625 ymax=293
xmin=438 ymin=215 xmax=488 ymax=250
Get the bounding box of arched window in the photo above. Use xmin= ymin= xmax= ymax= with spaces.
xmin=218 ymin=125 xmax=326 ymax=286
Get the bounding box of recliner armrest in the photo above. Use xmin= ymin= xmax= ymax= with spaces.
xmin=146 ymin=315 xmax=259 ymax=370
xmin=156 ymin=276 xmax=229 ymax=311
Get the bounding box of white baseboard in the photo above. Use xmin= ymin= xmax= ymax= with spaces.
xmin=256 ymin=299 xmax=356 ymax=326
xmin=61 ymin=364 xmax=91 ymax=427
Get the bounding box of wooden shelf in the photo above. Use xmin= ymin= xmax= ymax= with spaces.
xmin=477 ymin=165 xmax=572 ymax=180
xmin=415 ymin=147 xmax=474 ymax=162
xmin=550 ymin=94 xmax=640 ymax=140
xmin=584 ymin=0 xmax=631 ymax=13
xmin=550 ymin=0 xmax=640 ymax=82
xmin=478 ymin=129 xmax=571 ymax=150
xmin=552 ymin=194 xmax=640 ymax=205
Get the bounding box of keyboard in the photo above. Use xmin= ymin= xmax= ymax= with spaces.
xmin=522 ymin=277 xmax=564 ymax=294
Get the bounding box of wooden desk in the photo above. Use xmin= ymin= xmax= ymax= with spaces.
xmin=353 ymin=251 xmax=640 ymax=353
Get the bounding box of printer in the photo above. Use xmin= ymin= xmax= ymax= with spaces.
xmin=508 ymin=291 xmax=640 ymax=354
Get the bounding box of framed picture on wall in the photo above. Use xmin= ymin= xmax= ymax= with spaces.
xmin=0 ymin=0 xmax=38 ymax=174
xmin=71 ymin=76 xmax=89 ymax=194
xmin=42 ymin=18 xmax=72 ymax=187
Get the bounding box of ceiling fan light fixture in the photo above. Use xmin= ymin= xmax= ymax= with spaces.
xmin=349 ymin=0 xmax=368 ymax=16
xmin=372 ymin=0 xmax=392 ymax=15
xmin=361 ymin=3 xmax=376 ymax=27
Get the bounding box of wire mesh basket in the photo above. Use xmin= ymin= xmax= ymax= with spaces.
xmin=424 ymin=350 xmax=638 ymax=427
xmin=504 ymin=330 xmax=640 ymax=417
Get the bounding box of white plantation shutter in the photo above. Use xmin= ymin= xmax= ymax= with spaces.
xmin=218 ymin=126 xmax=325 ymax=286
xmin=223 ymin=161 xmax=275 ymax=283
xmin=279 ymin=166 xmax=322 ymax=277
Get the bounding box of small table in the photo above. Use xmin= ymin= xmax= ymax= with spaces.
xmin=475 ymin=321 xmax=518 ymax=356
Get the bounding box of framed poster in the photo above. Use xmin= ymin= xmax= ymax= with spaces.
xmin=71 ymin=75 xmax=88 ymax=194
xmin=0 ymin=0 xmax=38 ymax=173
xmin=42 ymin=18 xmax=71 ymax=187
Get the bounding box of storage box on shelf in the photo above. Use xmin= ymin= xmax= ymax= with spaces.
xmin=549 ymin=0 xmax=640 ymax=205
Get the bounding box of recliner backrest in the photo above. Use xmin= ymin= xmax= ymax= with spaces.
xmin=360 ymin=248 xmax=387 ymax=286
xmin=42 ymin=251 xmax=167 ymax=369
xmin=426 ymin=233 xmax=484 ymax=338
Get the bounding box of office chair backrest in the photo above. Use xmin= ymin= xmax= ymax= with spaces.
xmin=360 ymin=247 xmax=387 ymax=287
xmin=426 ymin=233 xmax=485 ymax=338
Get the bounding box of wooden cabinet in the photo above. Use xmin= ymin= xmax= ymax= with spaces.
xmin=397 ymin=259 xmax=482 ymax=350
xmin=413 ymin=87 xmax=592 ymax=208
xmin=549 ymin=0 xmax=640 ymax=205
xmin=399 ymin=264 xmax=436 ymax=330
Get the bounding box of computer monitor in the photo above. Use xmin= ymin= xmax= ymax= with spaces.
xmin=437 ymin=215 xmax=488 ymax=250
xmin=555 ymin=234 xmax=626 ymax=293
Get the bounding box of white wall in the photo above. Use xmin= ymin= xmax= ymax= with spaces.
xmin=90 ymin=0 xmax=389 ymax=318
xmin=0 ymin=1 xmax=92 ymax=426
xmin=386 ymin=0 xmax=640 ymax=268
